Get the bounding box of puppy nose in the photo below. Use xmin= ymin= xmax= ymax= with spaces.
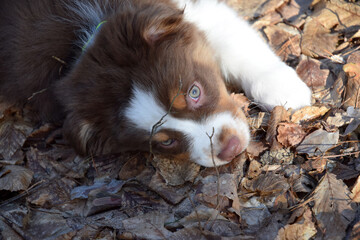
xmin=217 ymin=136 xmax=242 ymax=162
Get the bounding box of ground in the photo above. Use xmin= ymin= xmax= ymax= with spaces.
xmin=1 ymin=0 xmax=360 ymax=239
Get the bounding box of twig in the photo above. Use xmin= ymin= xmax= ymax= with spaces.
xmin=27 ymin=88 xmax=47 ymax=101
xmin=149 ymin=78 xmax=183 ymax=155
xmin=308 ymin=150 xmax=360 ymax=160
xmin=51 ymin=56 xmax=67 ymax=65
xmin=206 ymin=128 xmax=220 ymax=207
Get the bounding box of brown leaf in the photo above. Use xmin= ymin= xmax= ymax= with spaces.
xmin=0 ymin=108 xmax=33 ymax=160
xmin=291 ymin=106 xmax=329 ymax=123
xmin=122 ymin=211 xmax=172 ymax=240
xmin=242 ymin=172 xmax=290 ymax=196
xmin=277 ymin=122 xmax=306 ymax=147
xmin=266 ymin=106 xmax=290 ymax=150
xmin=275 ymin=208 xmax=316 ymax=240
xmin=227 ymin=0 xmax=286 ymax=19
xmin=351 ymin=175 xmax=360 ymax=202
xmin=264 ymin=23 xmax=301 ymax=62
xmin=246 ymin=140 xmax=268 ymax=158
xmin=296 ymin=56 xmax=331 ymax=88
xmin=0 ymin=165 xmax=33 ymax=191
xmin=343 ymin=63 xmax=360 ymax=108
xmin=301 ymin=17 xmax=338 ymax=58
xmin=152 ymin=155 xmax=200 ymax=186
xmin=312 ymin=173 xmax=356 ymax=240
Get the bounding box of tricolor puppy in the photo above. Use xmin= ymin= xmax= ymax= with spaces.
xmin=0 ymin=0 xmax=311 ymax=167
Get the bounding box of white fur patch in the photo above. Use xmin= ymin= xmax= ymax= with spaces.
xmin=124 ymin=86 xmax=250 ymax=167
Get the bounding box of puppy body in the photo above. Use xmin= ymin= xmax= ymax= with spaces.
xmin=0 ymin=0 xmax=311 ymax=166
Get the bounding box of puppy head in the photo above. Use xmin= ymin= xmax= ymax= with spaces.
xmin=58 ymin=1 xmax=250 ymax=167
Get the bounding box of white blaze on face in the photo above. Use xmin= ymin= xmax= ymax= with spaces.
xmin=124 ymin=86 xmax=250 ymax=167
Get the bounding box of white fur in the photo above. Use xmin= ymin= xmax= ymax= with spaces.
xmin=124 ymin=87 xmax=250 ymax=167
xmin=173 ymin=0 xmax=312 ymax=110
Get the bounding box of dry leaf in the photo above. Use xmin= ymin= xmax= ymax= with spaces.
xmin=301 ymin=17 xmax=338 ymax=58
xmin=227 ymin=0 xmax=286 ymax=19
xmin=291 ymin=106 xmax=329 ymax=123
xmin=248 ymin=112 xmax=270 ymax=130
xmin=0 ymin=165 xmax=33 ymax=191
xmin=122 ymin=211 xmax=172 ymax=240
xmin=296 ymin=129 xmax=339 ymax=157
xmin=246 ymin=140 xmax=268 ymax=158
xmin=351 ymin=175 xmax=360 ymax=202
xmin=0 ymin=108 xmax=33 ymax=160
xmin=264 ymin=23 xmax=301 ymax=62
xmin=277 ymin=122 xmax=306 ymax=147
xmin=296 ymin=56 xmax=331 ymax=88
xmin=312 ymin=173 xmax=356 ymax=240
xmin=275 ymin=208 xmax=316 ymax=240
xmin=152 ymin=155 xmax=200 ymax=186
xmin=266 ymin=106 xmax=290 ymax=150
xmin=343 ymin=63 xmax=360 ymax=108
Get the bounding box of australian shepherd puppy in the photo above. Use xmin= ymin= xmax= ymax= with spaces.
xmin=0 ymin=0 xmax=311 ymax=167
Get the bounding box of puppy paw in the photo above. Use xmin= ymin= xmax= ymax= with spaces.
xmin=250 ymin=65 xmax=312 ymax=111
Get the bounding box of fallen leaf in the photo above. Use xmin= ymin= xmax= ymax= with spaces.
xmin=311 ymin=173 xmax=356 ymax=240
xmin=296 ymin=56 xmax=332 ymax=88
xmin=291 ymin=106 xmax=329 ymax=123
xmin=343 ymin=63 xmax=360 ymax=108
xmin=275 ymin=208 xmax=316 ymax=240
xmin=277 ymin=122 xmax=306 ymax=147
xmin=301 ymin=17 xmax=338 ymax=58
xmin=227 ymin=0 xmax=286 ymax=19
xmin=266 ymin=106 xmax=290 ymax=150
xmin=296 ymin=129 xmax=339 ymax=157
xmin=0 ymin=165 xmax=33 ymax=191
xmin=122 ymin=211 xmax=172 ymax=240
xmin=152 ymin=155 xmax=200 ymax=186
xmin=351 ymin=175 xmax=360 ymax=202
xmin=0 ymin=108 xmax=33 ymax=160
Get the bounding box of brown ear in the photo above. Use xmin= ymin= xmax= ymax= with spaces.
xmin=143 ymin=9 xmax=184 ymax=45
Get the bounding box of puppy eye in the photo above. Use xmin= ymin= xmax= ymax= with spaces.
xmin=189 ymin=85 xmax=201 ymax=101
xmin=160 ymin=139 xmax=176 ymax=147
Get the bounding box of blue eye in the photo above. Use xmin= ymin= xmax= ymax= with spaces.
xmin=189 ymin=85 xmax=200 ymax=100
xmin=161 ymin=139 xmax=175 ymax=146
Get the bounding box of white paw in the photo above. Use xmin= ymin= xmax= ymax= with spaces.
xmin=250 ymin=64 xmax=312 ymax=111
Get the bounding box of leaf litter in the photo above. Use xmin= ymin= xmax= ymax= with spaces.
xmin=1 ymin=0 xmax=360 ymax=239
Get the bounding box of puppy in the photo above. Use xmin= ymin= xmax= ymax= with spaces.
xmin=0 ymin=0 xmax=311 ymax=167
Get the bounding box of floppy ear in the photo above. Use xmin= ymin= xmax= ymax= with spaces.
xmin=143 ymin=9 xmax=184 ymax=45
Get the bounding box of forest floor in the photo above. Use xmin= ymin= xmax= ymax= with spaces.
xmin=1 ymin=0 xmax=360 ymax=239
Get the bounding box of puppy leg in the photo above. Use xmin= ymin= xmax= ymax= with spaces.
xmin=174 ymin=0 xmax=311 ymax=110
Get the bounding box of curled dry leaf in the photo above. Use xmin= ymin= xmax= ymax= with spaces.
xmin=266 ymin=106 xmax=290 ymax=150
xmin=291 ymin=106 xmax=329 ymax=123
xmin=311 ymin=173 xmax=356 ymax=240
xmin=0 ymin=165 xmax=33 ymax=191
xmin=277 ymin=122 xmax=306 ymax=147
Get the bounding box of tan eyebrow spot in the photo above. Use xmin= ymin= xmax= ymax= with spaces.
xmin=153 ymin=132 xmax=170 ymax=142
xmin=170 ymin=90 xmax=187 ymax=110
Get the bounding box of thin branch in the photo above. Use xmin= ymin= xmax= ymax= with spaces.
xmin=149 ymin=78 xmax=183 ymax=155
